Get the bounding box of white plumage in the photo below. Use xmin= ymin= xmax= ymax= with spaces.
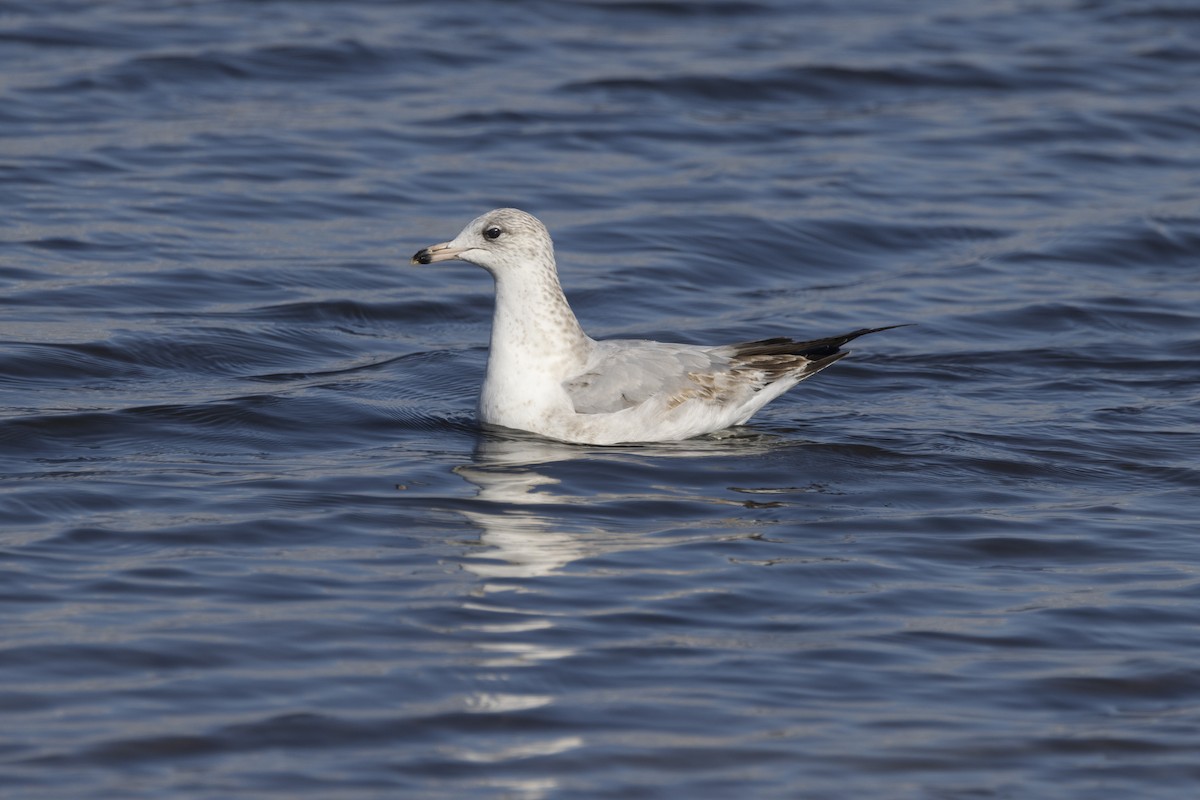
xmin=412 ymin=208 xmax=898 ymax=445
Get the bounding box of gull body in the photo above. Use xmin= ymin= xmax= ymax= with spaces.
xmin=412 ymin=208 xmax=898 ymax=446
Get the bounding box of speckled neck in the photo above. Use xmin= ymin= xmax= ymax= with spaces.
xmin=487 ymin=263 xmax=590 ymax=375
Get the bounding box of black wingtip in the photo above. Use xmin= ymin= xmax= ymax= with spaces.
xmin=733 ymin=324 xmax=910 ymax=360
xmin=840 ymin=323 xmax=913 ymax=342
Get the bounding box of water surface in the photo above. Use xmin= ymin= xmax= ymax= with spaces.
xmin=2 ymin=1 xmax=1199 ymax=798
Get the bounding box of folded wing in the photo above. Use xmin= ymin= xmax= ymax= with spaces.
xmin=564 ymin=326 xmax=903 ymax=416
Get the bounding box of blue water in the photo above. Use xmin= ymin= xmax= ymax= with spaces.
xmin=2 ymin=1 xmax=1199 ymax=797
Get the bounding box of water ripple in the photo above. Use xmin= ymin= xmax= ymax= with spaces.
xmin=2 ymin=0 xmax=1199 ymax=798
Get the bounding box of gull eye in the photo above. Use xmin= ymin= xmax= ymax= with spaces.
xmin=484 ymin=226 xmax=504 ymax=240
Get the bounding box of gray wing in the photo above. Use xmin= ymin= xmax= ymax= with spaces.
xmin=563 ymin=327 xmax=902 ymax=415
xmin=564 ymin=339 xmax=733 ymax=414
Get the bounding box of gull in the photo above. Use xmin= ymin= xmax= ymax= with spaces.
xmin=412 ymin=208 xmax=900 ymax=446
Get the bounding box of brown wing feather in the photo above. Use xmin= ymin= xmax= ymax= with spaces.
xmin=730 ymin=325 xmax=909 ymax=360
xmin=727 ymin=325 xmax=907 ymax=382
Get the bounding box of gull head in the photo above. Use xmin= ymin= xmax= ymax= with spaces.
xmin=411 ymin=208 xmax=555 ymax=277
